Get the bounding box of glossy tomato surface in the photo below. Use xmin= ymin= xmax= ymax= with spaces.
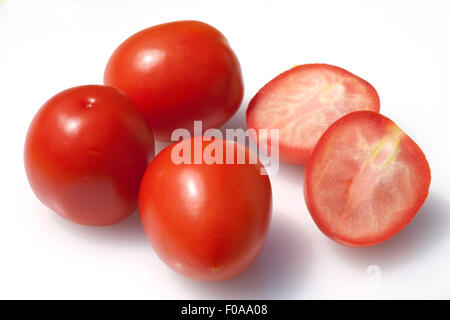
xmin=247 ymin=64 xmax=380 ymax=164
xmin=104 ymin=20 xmax=244 ymax=141
xmin=25 ymin=85 xmax=155 ymax=226
xmin=139 ymin=137 xmax=272 ymax=281
xmin=304 ymin=111 xmax=431 ymax=246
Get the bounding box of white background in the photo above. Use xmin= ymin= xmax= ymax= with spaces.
xmin=1 ymin=0 xmax=449 ymax=299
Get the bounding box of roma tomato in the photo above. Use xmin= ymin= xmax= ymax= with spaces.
xmin=139 ymin=137 xmax=272 ymax=281
xmin=246 ymin=64 xmax=380 ymax=164
xmin=104 ymin=20 xmax=244 ymax=141
xmin=24 ymin=85 xmax=155 ymax=226
xmin=304 ymin=111 xmax=431 ymax=247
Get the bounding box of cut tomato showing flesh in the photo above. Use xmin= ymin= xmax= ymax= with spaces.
xmin=304 ymin=111 xmax=431 ymax=247
xmin=246 ymin=64 xmax=380 ymax=164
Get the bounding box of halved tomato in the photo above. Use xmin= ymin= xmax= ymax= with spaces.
xmin=304 ymin=111 xmax=431 ymax=247
xmin=246 ymin=64 xmax=380 ymax=164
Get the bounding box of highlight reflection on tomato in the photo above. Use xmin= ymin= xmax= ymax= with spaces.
xmin=25 ymin=85 xmax=155 ymax=226
xmin=139 ymin=137 xmax=272 ymax=281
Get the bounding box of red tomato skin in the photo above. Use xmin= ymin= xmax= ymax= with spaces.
xmin=304 ymin=111 xmax=431 ymax=247
xmin=24 ymin=85 xmax=155 ymax=226
xmin=104 ymin=20 xmax=244 ymax=141
xmin=139 ymin=137 xmax=272 ymax=281
xmin=247 ymin=64 xmax=380 ymax=165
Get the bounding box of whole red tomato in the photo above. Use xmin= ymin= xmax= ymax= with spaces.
xmin=104 ymin=20 xmax=244 ymax=141
xmin=139 ymin=137 xmax=272 ymax=281
xmin=24 ymin=85 xmax=155 ymax=226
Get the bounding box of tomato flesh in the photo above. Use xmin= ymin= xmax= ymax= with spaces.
xmin=139 ymin=137 xmax=272 ymax=281
xmin=304 ymin=111 xmax=431 ymax=246
xmin=246 ymin=64 xmax=380 ymax=164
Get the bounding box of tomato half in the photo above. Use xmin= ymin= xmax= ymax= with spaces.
xmin=304 ymin=111 xmax=431 ymax=246
xmin=104 ymin=20 xmax=244 ymax=141
xmin=246 ymin=64 xmax=380 ymax=164
xmin=24 ymin=85 xmax=155 ymax=226
xmin=139 ymin=137 xmax=272 ymax=281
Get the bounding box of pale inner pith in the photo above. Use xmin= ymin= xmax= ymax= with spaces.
xmin=341 ymin=129 xmax=403 ymax=219
xmin=251 ymin=69 xmax=372 ymax=149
